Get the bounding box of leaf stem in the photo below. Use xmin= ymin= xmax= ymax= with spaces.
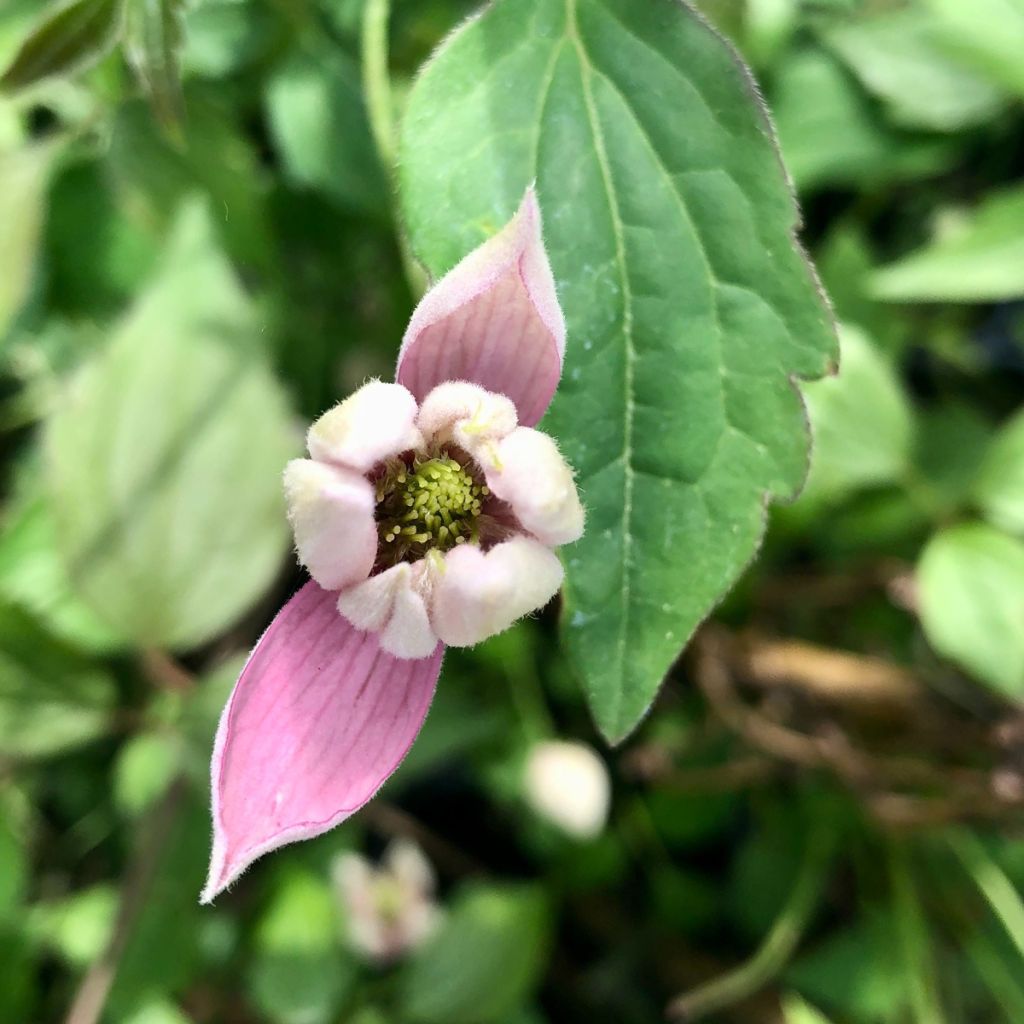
xmin=665 ymin=823 xmax=832 ymax=1021
xmin=948 ymin=829 xmax=1024 ymax=962
xmin=361 ymin=0 xmax=394 ymax=170
xmin=63 ymin=778 xmax=187 ymax=1024
xmin=360 ymin=0 xmax=426 ymax=298
xmin=887 ymin=839 xmax=946 ymax=1024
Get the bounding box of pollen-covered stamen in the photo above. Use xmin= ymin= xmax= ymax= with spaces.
xmin=375 ymin=453 xmax=489 ymax=564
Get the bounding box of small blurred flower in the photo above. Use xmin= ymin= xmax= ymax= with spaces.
xmin=524 ymin=740 xmax=611 ymax=840
xmin=332 ymin=840 xmax=441 ymax=964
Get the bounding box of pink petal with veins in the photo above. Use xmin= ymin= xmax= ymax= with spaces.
xmin=397 ymin=188 xmax=565 ymax=426
xmin=202 ymin=583 xmax=442 ymax=903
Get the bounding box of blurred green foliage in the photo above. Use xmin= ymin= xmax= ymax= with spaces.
xmin=0 ymin=0 xmax=1023 ymax=1022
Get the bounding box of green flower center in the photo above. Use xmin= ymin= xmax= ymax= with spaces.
xmin=375 ymin=453 xmax=488 ymax=565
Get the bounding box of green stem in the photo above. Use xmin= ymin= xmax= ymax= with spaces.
xmin=666 ymin=824 xmax=832 ymax=1022
xmin=360 ymin=0 xmax=426 ymax=298
xmin=887 ymin=840 xmax=946 ymax=1024
xmin=949 ymin=830 xmax=1024 ymax=963
xmin=361 ymin=0 xmax=395 ymax=170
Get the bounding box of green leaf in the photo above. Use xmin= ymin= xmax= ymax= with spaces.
xmin=31 ymin=883 xmax=119 ymax=966
xmin=0 ymin=142 xmax=60 ymax=343
xmin=771 ymin=48 xmax=953 ymax=193
xmin=107 ymin=795 xmax=210 ymax=1016
xmin=114 ymin=731 xmax=182 ymax=817
xmin=0 ymin=483 xmax=121 ymax=651
xmin=782 ymin=993 xmax=836 ymax=1024
xmin=265 ymin=37 xmax=386 ymax=215
xmin=923 ymin=0 xmax=1024 ymax=98
xmin=401 ymin=884 xmax=550 ymax=1024
xmin=796 ymin=325 xmax=913 ymax=510
xmin=122 ymin=999 xmax=194 ymax=1024
xmin=0 ymin=603 xmax=116 ymax=758
xmin=785 ymin=916 xmax=907 ymax=1022
xmin=45 ymin=201 xmax=298 ymax=650
xmin=823 ymin=9 xmax=1007 ymax=133
xmin=399 ymin=0 xmax=836 ymax=741
xmin=123 ymin=0 xmax=187 ymax=137
xmin=0 ymin=0 xmax=124 ymax=91
xmin=871 ymin=188 xmax=1024 ymax=303
xmin=107 ymin=86 xmax=276 ymax=272
xmin=917 ymin=523 xmax=1024 ymax=698
xmin=182 ymin=0 xmax=278 ymax=78
xmin=248 ymin=868 xmax=353 ymax=1024
xmin=974 ymin=409 xmax=1024 ymax=536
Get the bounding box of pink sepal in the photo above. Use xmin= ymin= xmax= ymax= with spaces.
xmin=202 ymin=583 xmax=442 ymax=903
xmin=397 ymin=188 xmax=565 ymax=426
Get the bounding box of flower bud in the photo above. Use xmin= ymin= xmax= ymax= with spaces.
xmin=523 ymin=740 xmax=611 ymax=839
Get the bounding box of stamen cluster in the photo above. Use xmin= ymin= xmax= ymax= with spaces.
xmin=375 ymin=453 xmax=489 ymax=565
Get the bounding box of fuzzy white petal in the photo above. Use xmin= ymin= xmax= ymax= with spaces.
xmin=308 ymin=380 xmax=423 ymax=472
xmin=417 ymin=381 xmax=518 ymax=454
xmin=283 ymin=459 xmax=377 ymax=590
xmin=483 ymin=428 xmax=584 ymax=547
xmin=431 ymin=536 xmax=563 ymax=648
xmin=337 ymin=562 xmax=439 ymax=659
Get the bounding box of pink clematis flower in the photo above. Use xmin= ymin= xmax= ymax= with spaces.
xmin=201 ymin=189 xmax=583 ymax=903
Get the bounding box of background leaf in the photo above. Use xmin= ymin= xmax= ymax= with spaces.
xmin=399 ymin=0 xmax=836 ymax=741
xmin=870 ymin=188 xmax=1024 ymax=303
xmin=400 ymin=884 xmax=550 ymax=1024
xmin=0 ymin=0 xmax=123 ymax=91
xmin=917 ymin=523 xmax=1024 ymax=697
xmin=0 ymin=142 xmax=60 ymax=344
xmin=796 ymin=325 xmax=913 ymax=510
xmin=44 ymin=201 xmax=299 ymax=649
xmin=823 ymin=8 xmax=1007 ymax=132
xmin=973 ymin=410 xmax=1024 ymax=536
xmin=0 ymin=603 xmax=116 ymax=759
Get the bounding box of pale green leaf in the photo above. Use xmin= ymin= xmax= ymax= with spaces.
xmin=918 ymin=524 xmax=1024 ymax=698
xmin=114 ymin=731 xmax=182 ymax=817
xmin=399 ymin=0 xmax=836 ymax=741
xmin=871 ymin=188 xmax=1024 ymax=303
xmin=401 ymin=884 xmax=549 ymax=1024
xmin=924 ymin=0 xmax=1024 ymax=98
xmin=45 ymin=201 xmax=298 ymax=650
xmin=122 ymin=1000 xmax=194 ymax=1024
xmin=824 ymin=8 xmax=1007 ymax=132
xmin=797 ymin=325 xmax=913 ymax=509
xmin=974 ymin=409 xmax=1024 ymax=536
xmin=0 ymin=0 xmax=124 ymax=91
xmin=0 ymin=142 xmax=60 ymax=342
xmin=771 ymin=49 xmax=953 ymax=193
xmin=782 ymin=994 xmax=836 ymax=1024
xmin=0 ymin=485 xmax=121 ymax=651
xmin=30 ymin=884 xmax=118 ymax=966
xmin=0 ymin=603 xmax=116 ymax=759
